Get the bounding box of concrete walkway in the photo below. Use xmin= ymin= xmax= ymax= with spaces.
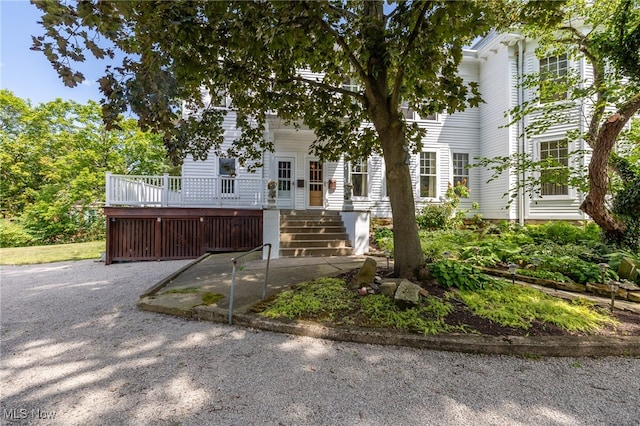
xmin=138 ymin=252 xmax=372 ymax=319
xmin=137 ymin=253 xmax=640 ymax=357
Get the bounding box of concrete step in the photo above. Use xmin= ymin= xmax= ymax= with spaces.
xmin=280 ymin=226 xmax=346 ymax=234
xmin=279 ymin=247 xmax=354 ymax=257
xmin=279 ymin=210 xmax=352 ymax=257
xmin=280 ymin=240 xmax=352 ymax=248
xmin=280 ymin=232 xmax=350 ymax=241
xmin=280 ymin=218 xmax=344 ymax=227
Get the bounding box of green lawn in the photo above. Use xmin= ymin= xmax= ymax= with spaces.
xmin=0 ymin=241 xmax=105 ymax=265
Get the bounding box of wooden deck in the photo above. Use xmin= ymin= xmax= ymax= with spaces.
xmin=104 ymin=207 xmax=263 ymax=264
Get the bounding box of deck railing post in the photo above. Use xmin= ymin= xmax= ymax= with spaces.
xmin=162 ymin=173 xmax=169 ymax=207
xmin=105 ymin=172 xmax=112 ymax=206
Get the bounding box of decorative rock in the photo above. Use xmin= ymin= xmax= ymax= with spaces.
xmin=555 ymin=282 xmax=586 ymax=293
xmin=394 ymin=279 xmax=421 ymax=308
xmin=380 ymin=281 xmax=398 ymax=297
xmin=358 ymin=287 xmax=368 ymax=296
xmin=619 ymin=257 xmax=639 ymax=281
xmin=628 ymin=292 xmax=640 ymax=303
xmin=586 ymin=282 xmax=613 ymax=297
xmin=374 ymin=276 xmax=382 ymax=285
xmin=370 ymin=282 xmax=380 ymax=293
xmin=350 ymin=257 xmax=378 ymax=289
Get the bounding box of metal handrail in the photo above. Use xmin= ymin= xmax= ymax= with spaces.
xmin=228 ymin=243 xmax=272 ymax=325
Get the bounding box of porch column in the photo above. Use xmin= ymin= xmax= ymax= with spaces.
xmin=340 ymin=210 xmax=370 ymax=255
xmin=263 ymin=208 xmax=280 ymax=259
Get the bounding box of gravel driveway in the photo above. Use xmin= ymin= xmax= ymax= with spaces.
xmin=1 ymin=259 xmax=639 ymax=425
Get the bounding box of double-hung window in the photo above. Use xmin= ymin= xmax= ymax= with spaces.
xmin=419 ymin=152 xmax=437 ymax=198
xmin=351 ymin=159 xmax=368 ymax=197
xmin=539 ymin=140 xmax=569 ymax=196
xmin=452 ymin=153 xmax=470 ymax=188
xmin=539 ymin=54 xmax=568 ymax=103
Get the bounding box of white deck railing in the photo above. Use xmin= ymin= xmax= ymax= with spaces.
xmin=105 ymin=173 xmax=268 ymax=208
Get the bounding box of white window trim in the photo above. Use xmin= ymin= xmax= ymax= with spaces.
xmin=538 ymin=53 xmax=570 ymax=105
xmin=350 ymin=158 xmax=370 ymax=200
xmin=452 ymin=152 xmax=471 ymax=188
xmin=417 ymin=150 xmax=439 ymax=200
xmin=532 ymin=137 xmax=575 ymax=200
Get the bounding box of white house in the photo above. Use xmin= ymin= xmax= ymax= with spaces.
xmin=104 ymin=32 xmax=592 ymax=263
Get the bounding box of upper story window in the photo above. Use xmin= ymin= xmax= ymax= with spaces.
xmin=452 ymin=153 xmax=470 ymax=188
xmin=539 ymin=140 xmax=569 ymax=196
xmin=419 ymin=152 xmax=437 ymax=198
xmin=539 ymin=54 xmax=568 ymax=103
xmin=342 ymin=77 xmax=359 ymax=93
xmin=400 ymin=102 xmax=437 ymax=121
xmin=350 ymin=158 xmax=368 ymax=197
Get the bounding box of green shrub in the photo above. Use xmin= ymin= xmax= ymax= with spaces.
xmin=525 ymin=221 xmax=600 ymax=245
xmin=515 ymin=268 xmax=573 ymax=282
xmin=373 ymin=227 xmax=394 ymax=253
xmin=0 ymin=219 xmax=36 ymax=248
xmin=429 ymin=260 xmax=494 ymax=291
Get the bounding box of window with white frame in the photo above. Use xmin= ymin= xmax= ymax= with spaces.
xmin=452 ymin=153 xmax=470 ymax=188
xmin=539 ymin=140 xmax=569 ymax=196
xmin=419 ymin=152 xmax=437 ymax=198
xmin=351 ymin=158 xmax=368 ymax=197
xmin=539 ymin=54 xmax=568 ymax=103
xmin=400 ymin=102 xmax=437 ymax=121
xmin=219 ymin=158 xmax=236 ymax=194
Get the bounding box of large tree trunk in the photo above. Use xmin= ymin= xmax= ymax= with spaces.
xmin=376 ymin=116 xmax=424 ymax=278
xmin=580 ymin=94 xmax=640 ymax=241
xmin=360 ymin=0 xmax=423 ymax=277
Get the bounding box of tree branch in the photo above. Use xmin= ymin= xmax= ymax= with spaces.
xmin=391 ymin=1 xmax=433 ymax=108
xmin=307 ymin=2 xmax=368 ymax=84
xmin=285 ymin=75 xmax=366 ymax=101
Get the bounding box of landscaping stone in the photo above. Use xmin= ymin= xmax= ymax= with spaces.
xmin=380 ymin=281 xmax=398 ymax=297
xmin=350 ymin=257 xmax=377 ymax=289
xmin=555 ymin=282 xmax=586 ymax=293
xmin=394 ymin=279 xmax=421 ymax=308
xmin=619 ymin=257 xmax=639 ymax=281
xmin=628 ymin=292 xmax=640 ymax=303
xmin=587 ymin=282 xmax=613 ymax=297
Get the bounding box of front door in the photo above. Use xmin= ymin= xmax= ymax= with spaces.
xmin=276 ymin=157 xmax=294 ymax=209
xmin=308 ymin=160 xmax=323 ymax=208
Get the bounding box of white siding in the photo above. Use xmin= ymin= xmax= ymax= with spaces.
xmin=477 ymin=44 xmax=514 ymax=220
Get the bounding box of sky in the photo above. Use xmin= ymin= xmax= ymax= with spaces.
xmin=1 ymin=0 xmax=107 ymax=105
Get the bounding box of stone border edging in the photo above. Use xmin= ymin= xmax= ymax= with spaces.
xmin=189 ymin=306 xmax=640 ymax=358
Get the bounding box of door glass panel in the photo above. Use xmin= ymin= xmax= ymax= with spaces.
xmin=277 ymin=161 xmax=292 ymax=199
xmin=309 ymin=161 xmax=323 ymax=207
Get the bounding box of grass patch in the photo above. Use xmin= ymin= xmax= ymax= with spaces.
xmin=162 ymin=287 xmax=223 ymax=306
xmin=359 ymin=294 xmax=459 ymax=335
xmin=0 ymin=241 xmax=105 ymax=265
xmin=260 ymin=278 xmax=355 ymax=322
xmin=259 ymin=277 xmax=460 ymax=335
xmin=456 ymin=283 xmax=618 ymax=332
xmin=201 ymin=292 xmax=224 ymax=305
xmin=164 ymin=287 xmax=200 ymax=294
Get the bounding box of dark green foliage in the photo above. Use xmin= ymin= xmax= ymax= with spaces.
xmin=0 ymin=91 xmax=174 ymax=246
xmin=429 ymin=260 xmax=494 ymax=291
xmin=524 ymin=222 xmax=601 ymax=246
xmin=515 ymin=268 xmax=572 ymax=283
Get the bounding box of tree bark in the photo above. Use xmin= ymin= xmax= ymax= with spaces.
xmin=580 ymin=93 xmax=640 ymax=240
